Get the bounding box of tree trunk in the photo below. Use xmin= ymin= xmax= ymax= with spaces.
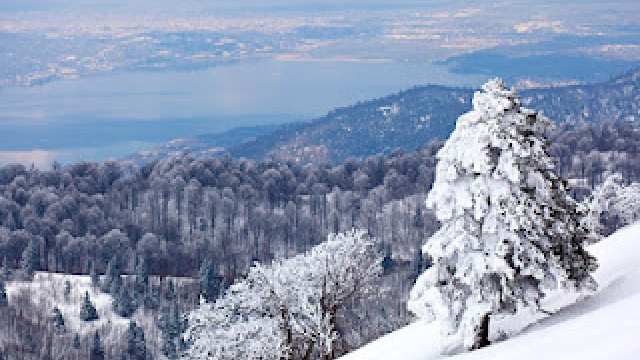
xmin=471 ymin=313 xmax=491 ymax=351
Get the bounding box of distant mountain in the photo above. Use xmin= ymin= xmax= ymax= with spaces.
xmin=128 ymin=66 xmax=640 ymax=165
xmin=227 ymin=66 xmax=640 ymax=164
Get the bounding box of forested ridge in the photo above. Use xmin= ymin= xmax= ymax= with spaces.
xmin=125 ymin=67 xmax=640 ymax=166
xmin=226 ymin=66 xmax=640 ymax=164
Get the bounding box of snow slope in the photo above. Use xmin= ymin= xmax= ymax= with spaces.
xmin=340 ymin=222 xmax=640 ymax=360
xmin=6 ymin=273 xmax=131 ymax=337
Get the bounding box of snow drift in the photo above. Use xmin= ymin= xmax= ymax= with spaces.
xmin=340 ymin=222 xmax=640 ymax=360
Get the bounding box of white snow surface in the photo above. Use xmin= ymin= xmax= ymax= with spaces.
xmin=340 ymin=222 xmax=640 ymax=360
xmin=5 ymin=273 xmax=131 ymax=335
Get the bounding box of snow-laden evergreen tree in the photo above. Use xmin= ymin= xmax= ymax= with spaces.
xmin=0 ymin=280 xmax=7 ymax=307
xmin=408 ymin=79 xmax=598 ymax=350
xmin=64 ymin=280 xmax=72 ymax=300
xmin=380 ymin=242 xmax=393 ymax=274
xmin=121 ymin=321 xmax=152 ymax=360
xmin=1 ymin=257 xmax=11 ymax=281
xmin=103 ymin=255 xmax=123 ymax=294
xmin=113 ymin=284 xmax=137 ymax=318
xmin=165 ymin=280 xmax=176 ymax=301
xmin=198 ymin=259 xmax=221 ymax=302
xmin=80 ymin=291 xmax=99 ymax=322
xmin=184 ymin=230 xmax=382 ymax=360
xmin=90 ymin=331 xmax=105 ymax=360
xmin=160 ymin=301 xmax=188 ymax=359
xmin=51 ymin=306 xmax=66 ymax=333
xmin=90 ymin=260 xmax=100 ymax=288
xmin=134 ymin=256 xmax=150 ymax=293
xmin=73 ymin=333 xmax=81 ymax=349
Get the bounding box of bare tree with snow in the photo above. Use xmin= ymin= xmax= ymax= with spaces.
xmin=583 ymin=173 xmax=640 ymax=237
xmin=184 ymin=229 xmax=382 ymax=360
xmin=408 ymin=79 xmax=598 ymax=351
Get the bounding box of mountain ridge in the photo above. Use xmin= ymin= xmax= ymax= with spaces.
xmin=125 ymin=65 xmax=640 ymax=165
xmin=228 ymin=65 xmax=640 ymax=164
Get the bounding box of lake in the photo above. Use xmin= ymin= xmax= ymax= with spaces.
xmin=0 ymin=59 xmax=486 ymax=167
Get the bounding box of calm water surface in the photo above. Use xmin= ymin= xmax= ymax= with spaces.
xmin=0 ymin=60 xmax=486 ymax=166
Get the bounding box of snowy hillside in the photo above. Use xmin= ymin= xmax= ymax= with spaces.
xmin=6 ymin=273 xmax=135 ymax=337
xmin=3 ymin=272 xmax=195 ymax=359
xmin=340 ymin=222 xmax=640 ymax=360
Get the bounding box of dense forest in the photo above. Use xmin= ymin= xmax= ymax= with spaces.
xmin=1 ymin=121 xmax=640 ymax=359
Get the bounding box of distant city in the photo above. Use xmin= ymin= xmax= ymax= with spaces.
xmin=2 ymin=1 xmax=639 ymax=89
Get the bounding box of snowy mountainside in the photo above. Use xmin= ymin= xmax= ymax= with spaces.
xmin=340 ymin=222 xmax=640 ymax=360
xmin=3 ymin=272 xmax=194 ymax=359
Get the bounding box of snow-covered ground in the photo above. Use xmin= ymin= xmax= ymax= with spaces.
xmin=6 ymin=273 xmax=132 ymax=340
xmin=340 ymin=222 xmax=640 ymax=360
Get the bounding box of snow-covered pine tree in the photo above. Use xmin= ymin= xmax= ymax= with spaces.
xmin=164 ymin=280 xmax=176 ymax=301
xmin=103 ymin=255 xmax=123 ymax=294
xmin=0 ymin=280 xmax=7 ymax=307
xmin=1 ymin=257 xmax=11 ymax=281
xmin=160 ymin=301 xmax=187 ymax=359
xmin=73 ymin=333 xmax=81 ymax=349
xmin=90 ymin=331 xmax=105 ymax=360
xmin=51 ymin=306 xmax=66 ymax=333
xmin=80 ymin=291 xmax=99 ymax=322
xmin=198 ymin=259 xmax=221 ymax=302
xmin=90 ymin=260 xmax=100 ymax=288
xmin=408 ymin=79 xmax=598 ymax=350
xmin=113 ymin=284 xmax=137 ymax=318
xmin=134 ymin=256 xmax=150 ymax=293
xmin=122 ymin=321 xmax=152 ymax=360
xmin=64 ymin=280 xmax=72 ymax=300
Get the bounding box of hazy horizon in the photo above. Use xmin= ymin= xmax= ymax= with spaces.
xmin=1 ymin=0 xmax=638 ymax=167
xmin=0 ymin=0 xmax=453 ymax=13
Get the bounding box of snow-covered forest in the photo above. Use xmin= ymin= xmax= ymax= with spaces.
xmin=1 ymin=79 xmax=640 ymax=359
